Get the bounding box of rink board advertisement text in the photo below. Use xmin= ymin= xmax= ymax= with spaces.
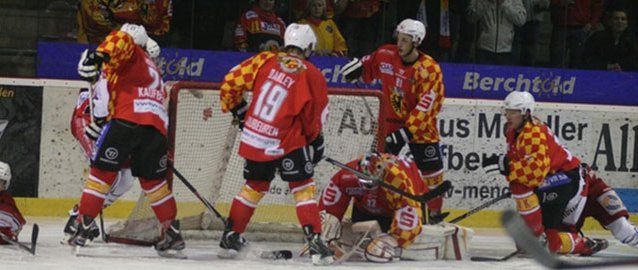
xmin=37 ymin=42 xmax=638 ymax=106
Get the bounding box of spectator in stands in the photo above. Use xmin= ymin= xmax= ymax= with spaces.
xmin=298 ymin=0 xmax=348 ymax=56
xmin=415 ymin=0 xmax=453 ymax=61
xmin=467 ymin=0 xmax=527 ymax=65
xmin=515 ymin=0 xmax=549 ymax=66
xmin=77 ymin=0 xmax=172 ymax=44
xmin=292 ymin=0 xmax=337 ymax=21
xmin=233 ymin=0 xmax=286 ymax=52
xmin=337 ymin=0 xmax=383 ymax=57
xmin=582 ymin=8 xmax=638 ymax=71
xmin=549 ymin=0 xmax=604 ymax=68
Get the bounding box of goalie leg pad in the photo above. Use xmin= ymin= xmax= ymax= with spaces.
xmin=403 ymin=223 xmax=474 ymax=261
xmin=104 ymin=168 xmax=135 ymax=207
xmin=320 ymin=211 xmax=342 ymax=243
xmin=364 ymin=233 xmax=400 ymax=263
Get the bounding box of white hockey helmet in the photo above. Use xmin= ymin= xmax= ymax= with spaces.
xmin=284 ymin=23 xmax=317 ymax=52
xmin=396 ymin=19 xmax=426 ymax=45
xmin=503 ymin=91 xmax=535 ymax=115
xmin=120 ymin=23 xmax=149 ymax=47
xmin=145 ymin=38 xmax=161 ymax=59
xmin=0 ymin=161 xmax=11 ymax=189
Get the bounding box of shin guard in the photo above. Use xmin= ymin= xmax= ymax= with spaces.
xmin=140 ymin=177 xmax=176 ymax=223
xmin=79 ymin=167 xmax=118 ymax=218
xmin=290 ymin=179 xmax=321 ymax=234
xmin=228 ymin=180 xmax=268 ymax=233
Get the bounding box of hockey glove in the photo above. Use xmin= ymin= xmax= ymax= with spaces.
xmin=310 ymin=134 xmax=325 ymax=164
xmin=78 ymin=49 xmax=109 ymax=83
xmin=384 ymin=127 xmax=412 ymax=155
xmin=341 ymin=57 xmax=363 ymax=82
xmin=85 ymin=117 xmax=106 ymax=141
xmin=230 ymin=100 xmax=249 ymax=130
xmin=482 ymin=154 xmax=509 ymax=176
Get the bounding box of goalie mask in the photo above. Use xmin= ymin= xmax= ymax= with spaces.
xmin=359 ymin=152 xmax=387 ymax=189
xmin=0 ymin=161 xmax=11 ymax=189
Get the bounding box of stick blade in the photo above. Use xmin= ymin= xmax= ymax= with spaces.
xmin=30 ymin=224 xmax=39 ymax=255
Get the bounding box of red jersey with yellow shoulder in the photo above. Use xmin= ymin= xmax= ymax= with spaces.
xmin=360 ymin=44 xmax=445 ymax=143
xmin=220 ymin=51 xmax=329 ymax=161
xmin=319 ymin=154 xmax=427 ymax=248
xmin=96 ymin=30 xmax=168 ymax=136
xmin=505 ymin=119 xmax=581 ymax=187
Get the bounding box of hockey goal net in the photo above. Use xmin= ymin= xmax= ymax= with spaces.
xmin=108 ymin=81 xmax=386 ymax=243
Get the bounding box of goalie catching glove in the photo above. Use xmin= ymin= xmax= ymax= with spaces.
xmin=77 ymin=49 xmax=109 ymax=83
xmin=230 ymin=100 xmax=249 ymax=130
xmin=364 ymin=233 xmax=400 ymax=263
xmin=482 ymin=154 xmax=509 ymax=176
xmin=341 ymin=57 xmax=363 ymax=82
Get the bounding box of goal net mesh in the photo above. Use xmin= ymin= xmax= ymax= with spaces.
xmin=108 ymin=81 xmax=385 ymax=243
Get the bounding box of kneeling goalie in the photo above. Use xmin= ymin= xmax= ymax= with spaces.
xmin=318 ymin=152 xmax=473 ymax=262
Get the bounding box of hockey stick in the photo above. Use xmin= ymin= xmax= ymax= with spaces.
xmin=502 ymin=209 xmax=638 ymax=268
xmin=170 ymin=163 xmax=229 ymax=228
xmin=445 ymin=191 xmax=517 ymax=262
xmin=449 ymin=191 xmax=511 ymax=224
xmin=0 ymin=224 xmax=39 ymax=255
xmin=98 ymin=210 xmax=109 ymax=243
xmin=470 ymin=249 xmax=519 ymax=262
xmin=324 ymin=157 xmax=451 ymax=203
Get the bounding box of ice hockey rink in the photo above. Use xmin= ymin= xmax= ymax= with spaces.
xmin=2 ymin=217 xmax=637 ymax=270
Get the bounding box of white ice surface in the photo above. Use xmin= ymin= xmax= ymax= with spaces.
xmin=1 ymin=217 xmax=637 ymax=270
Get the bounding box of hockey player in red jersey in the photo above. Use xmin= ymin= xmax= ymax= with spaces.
xmin=319 ymin=152 xmax=474 ymax=262
xmin=0 ymin=161 xmax=26 ymax=245
xmin=482 ymin=91 xmax=607 ymax=255
xmin=71 ymin=23 xmax=183 ymax=256
xmin=63 ymin=38 xmax=162 ymax=243
xmin=341 ymin=18 xmax=447 ymax=224
xmin=218 ymin=23 xmax=334 ymax=265
xmin=320 ymin=152 xmax=425 ymax=262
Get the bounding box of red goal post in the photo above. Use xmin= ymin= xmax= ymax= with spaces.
xmin=109 ymin=81 xmax=387 ymax=243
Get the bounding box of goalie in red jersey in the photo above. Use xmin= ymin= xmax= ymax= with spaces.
xmin=341 ymin=18 xmax=447 ymax=224
xmin=481 ymin=91 xmax=630 ymax=256
xmin=319 ymin=152 xmax=473 ymax=263
xmin=0 ymin=161 xmax=26 ymax=245
xmin=69 ymin=23 xmax=183 ymax=257
xmin=216 ymin=23 xmax=333 ymax=265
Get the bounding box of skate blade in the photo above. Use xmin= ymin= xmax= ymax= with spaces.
xmin=312 ymin=254 xmax=335 ymax=266
xmin=157 ymin=249 xmax=188 ymax=259
xmin=218 ymin=248 xmax=248 ymax=259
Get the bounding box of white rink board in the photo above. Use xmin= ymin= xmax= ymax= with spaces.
xmin=0 ymin=78 xmax=635 ymax=207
